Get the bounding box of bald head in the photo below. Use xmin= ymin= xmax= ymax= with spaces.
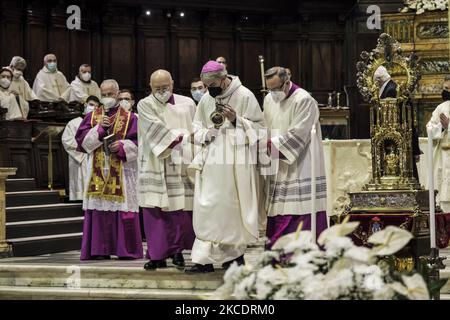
xmin=150 ymin=69 xmax=173 ymax=95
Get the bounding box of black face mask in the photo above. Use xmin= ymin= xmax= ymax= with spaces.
xmin=208 ymin=80 xmax=224 ymax=98
xmin=208 ymin=86 xmax=222 ymax=98
xmin=443 ymin=90 xmax=450 ymax=101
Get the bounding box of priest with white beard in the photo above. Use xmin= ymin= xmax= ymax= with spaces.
xmin=138 ymin=70 xmax=196 ymax=270
xmin=0 ymin=67 xmax=28 ymax=120
xmin=65 ymin=64 xmax=101 ymax=103
xmin=9 ymin=56 xmax=38 ymax=104
xmin=261 ymin=66 xmax=328 ymax=249
xmin=186 ymin=61 xmax=265 ymax=273
xmin=62 ymin=96 xmax=100 ymax=201
xmin=32 ymin=54 xmax=70 ymax=102
xmin=75 ymin=79 xmax=143 ymax=260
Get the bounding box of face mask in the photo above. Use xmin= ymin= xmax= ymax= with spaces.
xmin=80 ymin=72 xmax=91 ymax=82
xmin=13 ymin=70 xmax=23 ymax=80
xmin=0 ymin=78 xmax=11 ymax=89
xmin=84 ymin=103 xmax=96 ymax=114
xmin=191 ymin=89 xmax=205 ymax=102
xmin=154 ymin=90 xmax=171 ymax=103
xmin=442 ymin=90 xmax=450 ymax=101
xmin=101 ymin=97 xmax=117 ymax=110
xmin=47 ymin=62 xmax=57 ymax=72
xmin=119 ymin=100 xmax=132 ymax=111
xmin=270 ymin=90 xmax=286 ymax=103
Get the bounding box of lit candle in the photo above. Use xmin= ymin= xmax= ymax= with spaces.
xmin=311 ymin=125 xmax=317 ymax=242
xmin=427 ymin=124 xmax=436 ymax=249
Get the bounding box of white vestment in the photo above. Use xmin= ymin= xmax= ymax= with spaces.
xmin=137 ymin=94 xmax=196 ymax=211
xmin=62 ymin=117 xmax=88 ymax=201
xmin=189 ymin=76 xmax=265 ymax=264
xmin=0 ymin=88 xmax=28 ymax=120
xmin=427 ymin=101 xmax=450 ymax=212
xmin=10 ymin=76 xmax=38 ymax=101
xmin=64 ymin=76 xmax=101 ymax=103
xmin=262 ymin=88 xmax=327 ymax=216
xmin=32 ymin=67 xmax=70 ymax=102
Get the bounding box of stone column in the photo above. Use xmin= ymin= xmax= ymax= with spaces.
xmin=0 ymin=168 xmax=17 ymax=258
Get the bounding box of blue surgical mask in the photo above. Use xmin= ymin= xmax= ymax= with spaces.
xmin=47 ymin=62 xmax=57 ymax=72
xmin=191 ymin=89 xmax=205 ymax=102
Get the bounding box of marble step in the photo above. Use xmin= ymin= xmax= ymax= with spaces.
xmin=6 ymin=203 xmax=83 ymax=223
xmin=6 ymin=178 xmax=36 ymax=192
xmin=6 ymin=217 xmax=84 ymax=239
xmin=0 ymin=264 xmax=225 ymax=291
xmin=8 ymin=233 xmax=83 ymax=257
xmin=6 ymin=190 xmax=61 ymax=207
xmin=0 ymin=286 xmax=213 ymax=300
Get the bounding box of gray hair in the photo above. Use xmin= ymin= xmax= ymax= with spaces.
xmin=200 ymin=69 xmax=227 ymax=82
xmin=264 ymin=66 xmax=289 ymax=83
xmin=10 ymin=56 xmax=27 ymax=69
xmin=101 ymin=79 xmax=120 ymax=91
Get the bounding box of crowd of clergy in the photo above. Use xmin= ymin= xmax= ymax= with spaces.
xmin=1 ymin=53 xmax=449 ymax=273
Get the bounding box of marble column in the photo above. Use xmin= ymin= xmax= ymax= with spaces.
xmin=0 ymin=168 xmax=17 ymax=258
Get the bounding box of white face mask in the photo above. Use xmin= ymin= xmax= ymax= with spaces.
xmin=101 ymin=97 xmax=117 ymax=110
xmin=80 ymin=72 xmax=91 ymax=82
xmin=154 ymin=90 xmax=171 ymax=103
xmin=13 ymin=70 xmax=23 ymax=80
xmin=84 ymin=103 xmax=96 ymax=114
xmin=0 ymin=78 xmax=11 ymax=89
xmin=191 ymin=89 xmax=205 ymax=102
xmin=119 ymin=100 xmax=132 ymax=111
xmin=270 ymin=90 xmax=286 ymax=103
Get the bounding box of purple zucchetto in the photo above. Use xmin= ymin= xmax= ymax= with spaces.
xmin=201 ymin=60 xmax=224 ymax=74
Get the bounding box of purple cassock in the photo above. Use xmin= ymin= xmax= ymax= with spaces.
xmin=265 ymin=212 xmax=328 ymax=250
xmin=142 ymin=208 xmax=195 ymax=261
xmin=75 ymin=105 xmax=143 ymax=260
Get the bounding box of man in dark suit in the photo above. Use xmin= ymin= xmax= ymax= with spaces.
xmin=373 ymin=65 xmax=422 ymax=180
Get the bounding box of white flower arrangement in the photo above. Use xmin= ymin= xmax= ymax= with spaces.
xmin=401 ymin=0 xmax=448 ymax=15
xmin=212 ymin=218 xmax=440 ymax=300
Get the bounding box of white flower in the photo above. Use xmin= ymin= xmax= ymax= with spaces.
xmin=325 ymin=236 xmax=355 ymax=259
xmin=390 ymin=274 xmax=430 ymax=300
xmin=272 ymin=230 xmax=316 ymax=253
xmin=368 ymin=226 xmax=413 ymax=256
xmin=233 ymin=272 xmax=256 ymax=299
xmin=344 ymin=246 xmax=376 ymax=264
xmin=317 ymin=218 xmax=360 ymax=246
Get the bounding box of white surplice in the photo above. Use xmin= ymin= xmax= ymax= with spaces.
xmin=62 ymin=116 xmax=88 ymax=201
xmin=189 ymin=76 xmax=265 ymax=264
xmin=0 ymin=87 xmax=28 ymax=120
xmin=32 ymin=66 xmax=70 ymax=102
xmin=426 ymin=100 xmax=450 ymax=212
xmin=137 ymin=94 xmax=196 ymax=211
xmin=262 ymin=87 xmax=327 ymax=217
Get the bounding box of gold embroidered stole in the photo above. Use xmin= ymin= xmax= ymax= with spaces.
xmin=86 ymin=107 xmax=131 ymax=202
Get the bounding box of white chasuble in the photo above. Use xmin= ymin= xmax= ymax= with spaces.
xmin=32 ymin=67 xmax=70 ymax=102
xmin=189 ymin=76 xmax=266 ymax=264
xmin=0 ymin=88 xmax=28 ymax=120
xmin=64 ymin=76 xmax=101 ymax=103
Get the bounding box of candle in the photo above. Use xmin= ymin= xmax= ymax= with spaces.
xmin=311 ymin=125 xmax=317 ymax=242
xmin=427 ymin=125 xmax=436 ymax=249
